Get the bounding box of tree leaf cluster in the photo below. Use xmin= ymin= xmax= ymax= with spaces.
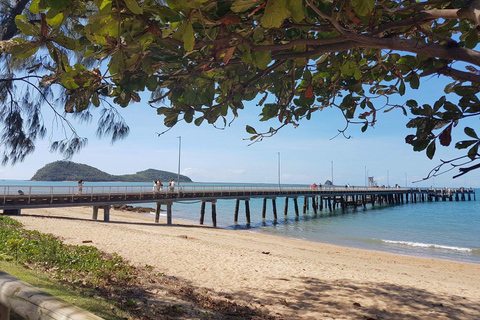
xmin=2 ymin=0 xmax=480 ymax=176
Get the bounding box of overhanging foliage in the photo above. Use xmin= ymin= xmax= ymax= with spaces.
xmin=1 ymin=0 xmax=480 ymax=178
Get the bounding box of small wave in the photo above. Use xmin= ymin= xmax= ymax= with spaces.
xmin=381 ymin=240 xmax=473 ymax=253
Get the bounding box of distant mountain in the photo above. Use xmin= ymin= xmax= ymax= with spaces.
xmin=31 ymin=161 xmax=193 ymax=182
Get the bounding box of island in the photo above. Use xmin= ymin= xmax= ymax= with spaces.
xmin=31 ymin=161 xmax=192 ymax=182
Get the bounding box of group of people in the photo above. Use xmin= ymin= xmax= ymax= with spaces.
xmin=153 ymin=179 xmax=176 ymax=192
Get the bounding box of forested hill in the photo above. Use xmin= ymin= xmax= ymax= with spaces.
xmin=31 ymin=161 xmax=193 ymax=182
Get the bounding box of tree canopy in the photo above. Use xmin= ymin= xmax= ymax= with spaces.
xmin=2 ymin=0 xmax=480 ymax=178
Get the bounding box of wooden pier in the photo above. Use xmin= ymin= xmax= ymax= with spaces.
xmin=0 ymin=185 xmax=475 ymax=227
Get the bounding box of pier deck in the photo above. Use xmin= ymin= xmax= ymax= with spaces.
xmin=0 ymin=185 xmax=475 ymax=226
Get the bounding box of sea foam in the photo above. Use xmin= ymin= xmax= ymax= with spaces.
xmin=381 ymin=239 xmax=473 ymax=253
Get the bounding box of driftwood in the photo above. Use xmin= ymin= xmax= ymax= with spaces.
xmin=0 ymin=271 xmax=102 ymax=320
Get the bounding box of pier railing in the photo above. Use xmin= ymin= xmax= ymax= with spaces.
xmin=1 ymin=184 xmax=475 ymax=200
xmin=1 ymin=184 xmax=411 ymax=197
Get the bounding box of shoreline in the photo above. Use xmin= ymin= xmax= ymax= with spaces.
xmin=8 ymin=207 xmax=480 ymax=319
xmin=140 ymin=207 xmax=480 ymax=266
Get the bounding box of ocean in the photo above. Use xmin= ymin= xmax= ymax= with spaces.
xmin=1 ymin=180 xmax=479 ymax=264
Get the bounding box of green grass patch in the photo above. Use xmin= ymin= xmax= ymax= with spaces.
xmin=0 ymin=261 xmax=131 ymax=319
xmin=0 ymin=215 xmax=137 ymax=319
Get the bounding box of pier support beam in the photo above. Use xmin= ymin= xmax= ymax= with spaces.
xmin=293 ymin=198 xmax=299 ymax=217
xmin=166 ymin=202 xmax=172 ymax=225
xmin=284 ymin=197 xmax=289 ymax=216
xmin=272 ymin=198 xmax=278 ymax=220
xmin=92 ymin=206 xmax=110 ymax=222
xmin=155 ymin=202 xmax=162 ymax=223
xmin=200 ymin=201 xmax=206 ymax=225
xmin=211 ymin=201 xmax=217 ymax=227
xmin=234 ymin=199 xmax=240 ymax=223
xmin=200 ymin=200 xmax=216 ymax=226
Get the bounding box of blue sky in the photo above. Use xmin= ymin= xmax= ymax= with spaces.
xmin=1 ymin=74 xmax=479 ymax=188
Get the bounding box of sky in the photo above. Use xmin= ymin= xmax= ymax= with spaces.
xmin=1 ymin=73 xmax=480 ymax=188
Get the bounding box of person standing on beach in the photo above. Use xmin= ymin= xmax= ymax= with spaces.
xmin=77 ymin=180 xmax=84 ymax=195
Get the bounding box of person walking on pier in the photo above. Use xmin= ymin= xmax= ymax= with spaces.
xmin=77 ymin=180 xmax=84 ymax=195
xmin=169 ymin=179 xmax=175 ymax=192
xmin=157 ymin=179 xmax=163 ymax=192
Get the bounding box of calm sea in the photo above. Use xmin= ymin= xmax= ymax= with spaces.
xmin=2 ymin=180 xmax=479 ymax=264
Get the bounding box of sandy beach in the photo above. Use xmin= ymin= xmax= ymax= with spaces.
xmin=10 ymin=207 xmax=480 ymax=319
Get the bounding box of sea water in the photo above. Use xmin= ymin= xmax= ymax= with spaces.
xmin=2 ymin=180 xmax=479 ymax=264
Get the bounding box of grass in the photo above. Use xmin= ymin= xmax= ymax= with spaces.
xmin=0 ymin=260 xmax=131 ymax=319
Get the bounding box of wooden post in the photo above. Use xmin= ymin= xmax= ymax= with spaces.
xmin=319 ymin=197 xmax=323 ymax=211
xmin=200 ymin=201 xmax=206 ymax=225
xmin=312 ymin=197 xmax=317 ymax=215
xmin=166 ymin=203 xmax=172 ymax=225
xmin=293 ymin=198 xmax=299 ymax=216
xmin=155 ymin=202 xmax=161 ymax=223
xmin=262 ymin=198 xmax=267 ymax=219
xmin=284 ymin=197 xmax=289 ymax=216
xmin=92 ymin=206 xmax=99 ymax=220
xmin=272 ymin=198 xmax=278 ymax=220
xmin=245 ymin=200 xmax=251 ymax=225
xmin=327 ymin=197 xmax=332 ymax=212
xmin=234 ymin=199 xmax=240 ymax=223
xmin=211 ymin=201 xmax=217 ymax=227
xmin=103 ymin=205 xmax=110 ymax=222
xmin=303 ymin=197 xmax=307 ymax=213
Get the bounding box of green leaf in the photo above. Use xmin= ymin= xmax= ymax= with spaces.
xmin=454 ymin=86 xmax=479 ymax=96
xmin=254 ymin=51 xmax=271 ymax=70
xmin=53 ymin=35 xmax=77 ymax=50
xmin=464 ymin=127 xmax=478 ymax=139
xmin=182 ymin=22 xmax=195 ymax=52
xmin=9 ymin=40 xmax=40 ymax=59
xmin=15 ymin=15 xmax=39 ymax=36
xmin=350 ymin=0 xmax=374 ymax=16
xmin=455 ymin=140 xmax=477 ymax=149
xmin=361 ymin=122 xmax=368 ymax=132
xmin=287 ymin=0 xmax=305 ymax=23
xmin=231 ymin=0 xmax=262 ymax=12
xmin=409 ymin=72 xmax=419 ymax=89
xmin=29 ymin=0 xmax=40 ymax=14
xmin=398 ymin=81 xmax=405 ymax=95
xmin=260 ymin=0 xmax=290 ymax=28
xmin=465 ymin=31 xmax=478 ymax=49
xmin=46 ymin=12 xmax=64 ymax=29
xmin=246 ymin=125 xmax=257 ymax=134
xmin=124 ymin=0 xmax=143 ymax=14
xmin=468 ymin=143 xmax=479 ymax=160
xmin=426 ymin=141 xmax=436 ymax=159
xmin=406 ymin=100 xmax=418 ymax=108
xmin=91 ymin=93 xmax=100 ymax=107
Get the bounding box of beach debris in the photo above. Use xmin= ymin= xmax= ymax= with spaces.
xmin=82 ymin=240 xmax=93 ymax=243
xmin=353 ymin=302 xmax=362 ymax=308
xmin=261 ymin=251 xmax=270 ymax=255
xmin=278 ymin=298 xmax=289 ymax=306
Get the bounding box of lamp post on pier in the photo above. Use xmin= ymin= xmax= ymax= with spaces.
xmin=177 ymin=136 xmax=181 ymax=191
xmin=277 ymin=152 xmax=281 ymax=190
xmin=331 ymin=161 xmax=334 ymax=186
xmin=365 ymin=166 xmax=367 ymax=187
